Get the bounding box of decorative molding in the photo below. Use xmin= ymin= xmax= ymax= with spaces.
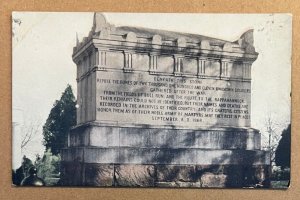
xmin=123 ymin=51 xmax=133 ymax=73
xmin=176 ymin=37 xmax=186 ymax=48
xmin=200 ymin=40 xmax=211 ymax=50
xmin=74 ymin=38 xmax=258 ymax=65
xmin=76 ymin=52 xmax=252 ymax=83
xmin=223 ymin=43 xmax=233 ymax=52
xmin=243 ymin=62 xmax=252 ymax=79
xmin=98 ymin=50 xmax=107 ymax=71
xmin=197 ymin=58 xmax=206 ymax=77
xmin=152 ymin=34 xmax=162 ymax=48
xmin=174 ymin=55 xmax=184 ymax=76
xmin=149 ymin=53 xmax=158 ymax=74
xmin=220 ymin=59 xmax=231 ymax=78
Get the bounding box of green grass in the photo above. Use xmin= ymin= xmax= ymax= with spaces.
xmin=44 ymin=177 xmax=60 ymax=186
xmin=271 ymin=180 xmax=290 ymax=189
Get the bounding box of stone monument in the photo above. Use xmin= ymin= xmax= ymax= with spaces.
xmin=60 ymin=13 xmax=270 ymax=187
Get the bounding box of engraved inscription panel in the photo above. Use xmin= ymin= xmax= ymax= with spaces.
xmin=96 ymin=71 xmax=251 ymax=128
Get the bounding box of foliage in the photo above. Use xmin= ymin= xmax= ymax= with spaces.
xmin=13 ymin=151 xmax=61 ymax=186
xmin=35 ymin=149 xmax=61 ymax=185
xmin=270 ymin=166 xmax=290 ymax=188
xmin=271 ymin=167 xmax=290 ymax=181
xmin=270 ymin=180 xmax=290 ymax=188
xmin=14 ymin=85 xmax=75 ymax=185
xmin=42 ymin=85 xmax=76 ymax=155
xmin=275 ymin=124 xmax=291 ymax=169
xmin=12 ymin=156 xmax=34 ymax=186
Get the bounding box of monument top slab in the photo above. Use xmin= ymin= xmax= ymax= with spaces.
xmin=73 ymin=13 xmax=258 ymax=63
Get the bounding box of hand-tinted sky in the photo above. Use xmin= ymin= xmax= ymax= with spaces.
xmin=12 ymin=12 xmax=291 ymax=168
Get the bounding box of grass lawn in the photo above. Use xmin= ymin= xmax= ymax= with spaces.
xmin=271 ymin=180 xmax=290 ymax=189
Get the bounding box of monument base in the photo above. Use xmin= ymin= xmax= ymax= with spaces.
xmin=60 ymin=123 xmax=270 ymax=188
xmin=60 ymin=163 xmax=270 ymax=188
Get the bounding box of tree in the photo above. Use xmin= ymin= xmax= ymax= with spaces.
xmin=265 ymin=114 xmax=280 ymax=165
xmin=42 ymin=85 xmax=76 ymax=155
xmin=275 ymin=124 xmax=291 ymax=169
xmin=20 ymin=120 xmax=41 ymax=154
xmin=261 ymin=115 xmax=281 ymax=165
xmin=12 ymin=156 xmax=34 ymax=185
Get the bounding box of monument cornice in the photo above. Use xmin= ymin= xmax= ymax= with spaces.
xmin=73 ymin=38 xmax=258 ymax=63
xmin=73 ymin=14 xmax=258 ymax=65
xmin=72 ymin=40 xmax=94 ymax=64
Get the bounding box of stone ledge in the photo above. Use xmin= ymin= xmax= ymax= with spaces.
xmin=68 ymin=125 xmax=261 ymax=150
xmin=71 ymin=121 xmax=259 ymax=132
xmin=61 ymin=147 xmax=270 ymax=165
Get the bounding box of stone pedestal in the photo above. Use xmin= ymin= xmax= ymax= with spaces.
xmin=61 ymin=123 xmax=270 ymax=187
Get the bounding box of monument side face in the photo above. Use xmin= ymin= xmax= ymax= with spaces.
xmin=61 ymin=13 xmax=270 ymax=188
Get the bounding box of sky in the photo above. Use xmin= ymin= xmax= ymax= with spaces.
xmin=12 ymin=12 xmax=292 ymax=169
